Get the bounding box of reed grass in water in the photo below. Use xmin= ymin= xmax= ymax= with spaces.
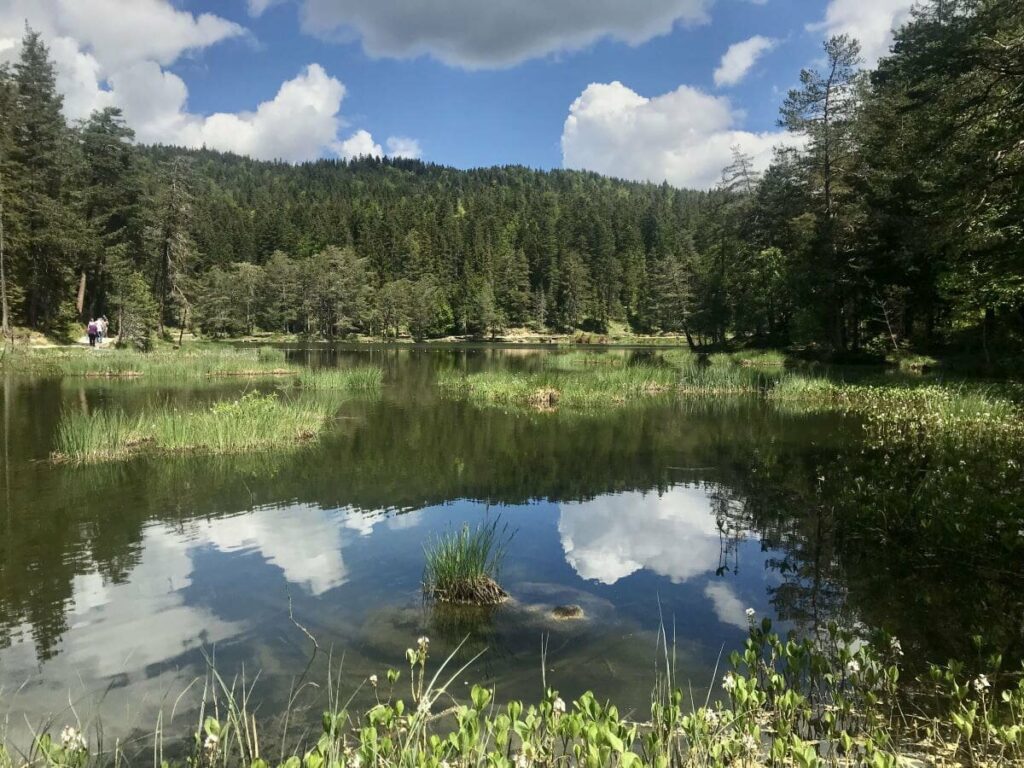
xmin=423 ymin=519 xmax=513 ymax=605
xmin=12 ymin=346 xmax=293 ymax=379
xmin=295 ymin=367 xmax=384 ymax=391
xmin=53 ymin=392 xmax=341 ymax=463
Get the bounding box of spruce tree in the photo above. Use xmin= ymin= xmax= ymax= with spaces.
xmin=80 ymin=107 xmax=143 ymax=319
xmin=10 ymin=28 xmax=83 ymax=331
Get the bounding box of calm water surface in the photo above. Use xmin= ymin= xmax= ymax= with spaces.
xmin=1 ymin=346 xmax=1021 ymax=747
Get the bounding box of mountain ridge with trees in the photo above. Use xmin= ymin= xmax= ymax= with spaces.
xmin=0 ymin=0 xmax=1020 ymax=357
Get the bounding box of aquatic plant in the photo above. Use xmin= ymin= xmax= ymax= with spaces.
xmin=10 ymin=346 xmax=294 ymax=379
xmin=52 ymin=391 xmax=342 ymax=463
xmin=438 ymin=354 xmax=769 ymax=409
xmin=295 ymin=366 xmax=384 ymax=391
xmin=423 ymin=519 xmax=513 ymax=605
xmin=770 ymin=378 xmax=1024 ymax=448
xmin=437 ymin=366 xmax=681 ymax=410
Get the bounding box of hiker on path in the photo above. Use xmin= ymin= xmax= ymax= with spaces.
xmin=97 ymin=316 xmax=108 ymax=345
xmin=87 ymin=319 xmax=98 ymax=347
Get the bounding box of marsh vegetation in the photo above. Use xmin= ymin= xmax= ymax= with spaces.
xmin=423 ymin=519 xmax=513 ymax=606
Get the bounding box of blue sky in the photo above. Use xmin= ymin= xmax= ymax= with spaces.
xmin=0 ymin=0 xmax=914 ymax=188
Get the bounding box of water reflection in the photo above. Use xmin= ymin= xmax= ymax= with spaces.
xmin=1 ymin=346 xmax=1022 ymax=745
xmin=559 ymin=486 xmax=740 ymax=585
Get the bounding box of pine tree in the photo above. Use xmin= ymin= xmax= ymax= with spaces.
xmin=780 ymin=35 xmax=864 ymax=350
xmin=151 ymin=156 xmax=199 ymax=339
xmin=553 ymin=251 xmax=591 ymax=332
xmin=0 ymin=65 xmax=12 ymax=339
xmin=80 ymin=107 xmax=143 ymax=319
xmin=9 ymin=28 xmax=84 ymax=331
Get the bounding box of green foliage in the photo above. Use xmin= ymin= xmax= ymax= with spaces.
xmin=108 ymin=264 xmax=158 ymax=350
xmin=296 ymin=367 xmax=384 ymax=392
xmin=11 ymin=625 xmax=1024 ymax=767
xmin=51 ymin=391 xmax=342 ymax=463
xmin=1 ymin=5 xmax=1023 ymax=354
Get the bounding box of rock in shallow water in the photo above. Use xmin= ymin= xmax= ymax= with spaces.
xmin=551 ymin=604 xmax=585 ymax=620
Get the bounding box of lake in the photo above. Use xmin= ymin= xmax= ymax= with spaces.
xmin=1 ymin=345 xmax=1021 ymax=751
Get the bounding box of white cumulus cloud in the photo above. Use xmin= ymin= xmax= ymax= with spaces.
xmin=558 ymin=486 xmax=728 ymax=584
xmin=704 ymin=582 xmax=750 ymax=629
xmin=561 ymin=80 xmax=803 ymax=190
xmin=273 ymin=0 xmax=714 ymax=69
xmin=386 ymin=136 xmax=422 ymax=159
xmin=714 ymin=35 xmax=777 ymax=87
xmin=809 ymin=0 xmax=916 ymax=65
xmin=337 ymin=129 xmax=384 ymax=159
xmin=0 ymin=0 xmax=417 ymax=164
xmin=336 ymin=131 xmax=425 ymax=161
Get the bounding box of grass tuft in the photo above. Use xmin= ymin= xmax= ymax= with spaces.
xmin=423 ymin=519 xmax=513 ymax=605
xmin=52 ymin=391 xmax=343 ymax=463
xmin=296 ymin=367 xmax=383 ymax=391
xmin=11 ymin=347 xmax=294 ymax=379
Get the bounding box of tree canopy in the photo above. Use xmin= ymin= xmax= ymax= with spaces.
xmin=0 ymin=1 xmax=1021 ymax=354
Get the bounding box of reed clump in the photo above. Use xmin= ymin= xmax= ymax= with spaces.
xmin=423 ymin=519 xmax=512 ymax=605
xmin=12 ymin=346 xmax=294 ymax=379
xmin=769 ymin=377 xmax=1024 ymax=448
xmin=437 ymin=366 xmax=681 ymax=409
xmin=295 ymin=367 xmax=384 ymax=391
xmin=52 ymin=391 xmax=341 ymax=463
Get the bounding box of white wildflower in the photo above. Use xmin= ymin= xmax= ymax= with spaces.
xmin=60 ymin=726 xmax=86 ymax=752
xmin=552 ymin=697 xmax=566 ymax=715
xmin=741 ymin=732 xmax=758 ymax=754
xmin=722 ymin=673 xmax=737 ymax=693
xmin=846 ymin=660 xmax=860 ymax=676
xmin=203 ymin=733 xmax=219 ymax=753
xmin=973 ymin=674 xmax=990 ymax=694
xmin=515 ymin=753 xmax=530 ymax=768
xmin=369 ymin=674 xmax=378 ymax=688
xmin=745 ymin=607 xmax=756 ymax=621
xmin=889 ymin=637 xmax=903 ymax=657
xmin=705 ymin=708 xmax=720 ymax=727
xmin=417 ymin=698 xmax=431 ymax=716
xmin=417 ymin=636 xmax=430 ymax=650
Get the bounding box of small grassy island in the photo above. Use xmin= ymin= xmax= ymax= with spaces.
xmin=0 ymin=347 xmax=385 ymax=462
xmin=423 ymin=519 xmax=513 ymax=606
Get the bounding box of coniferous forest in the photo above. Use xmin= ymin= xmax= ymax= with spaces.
xmin=0 ymin=0 xmax=1021 ymax=355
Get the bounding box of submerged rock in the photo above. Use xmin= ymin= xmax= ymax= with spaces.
xmin=528 ymin=388 xmax=560 ymax=410
xmin=551 ymin=604 xmax=585 ymax=620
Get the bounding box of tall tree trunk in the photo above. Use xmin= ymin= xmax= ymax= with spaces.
xmin=0 ymin=165 xmax=9 ymax=340
xmin=683 ymin=326 xmax=696 ymax=351
xmin=76 ymin=271 xmax=86 ymax=316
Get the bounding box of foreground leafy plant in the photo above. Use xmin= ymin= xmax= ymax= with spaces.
xmin=11 ymin=621 xmax=1024 ymax=768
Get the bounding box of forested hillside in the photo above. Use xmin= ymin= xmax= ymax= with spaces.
xmin=0 ymin=0 xmax=1020 ymax=353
